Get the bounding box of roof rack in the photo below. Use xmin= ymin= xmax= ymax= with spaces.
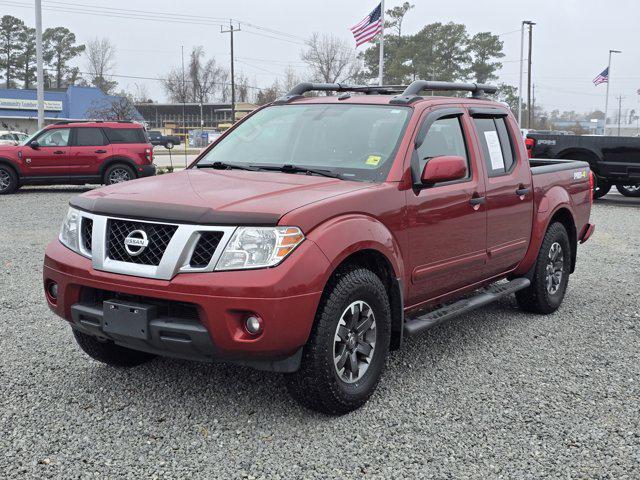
xmin=53 ymin=120 xmax=134 ymax=125
xmin=274 ymin=82 xmax=408 ymax=104
xmin=390 ymin=81 xmax=498 ymax=104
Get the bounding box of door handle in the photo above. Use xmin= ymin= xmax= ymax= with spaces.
xmin=516 ymin=187 xmax=530 ymax=196
xmin=94 ymin=149 xmax=107 ymax=154
xmin=469 ymin=196 xmax=486 ymax=206
xmin=53 ymin=150 xmax=64 ymax=154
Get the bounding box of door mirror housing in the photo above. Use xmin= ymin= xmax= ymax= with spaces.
xmin=421 ymin=155 xmax=467 ymax=185
xmin=29 ymin=140 xmax=40 ymax=149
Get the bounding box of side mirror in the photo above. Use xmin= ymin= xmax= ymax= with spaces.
xmin=421 ymin=155 xmax=467 ymax=185
xmin=29 ymin=140 xmax=40 ymax=149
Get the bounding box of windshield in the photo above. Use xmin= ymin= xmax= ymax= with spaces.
xmin=196 ymin=104 xmax=411 ymax=182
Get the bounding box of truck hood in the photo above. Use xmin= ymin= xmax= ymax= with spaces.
xmin=70 ymin=168 xmax=373 ymax=225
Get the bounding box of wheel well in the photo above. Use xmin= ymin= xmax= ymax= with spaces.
xmin=0 ymin=159 xmax=19 ymax=183
xmin=100 ymin=158 xmax=137 ymax=178
xmin=549 ymin=208 xmax=577 ymax=273
xmin=558 ymin=149 xmax=600 ymax=175
xmin=325 ymin=249 xmax=404 ymax=351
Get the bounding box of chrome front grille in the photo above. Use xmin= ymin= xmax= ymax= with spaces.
xmin=74 ymin=212 xmax=235 ymax=280
xmin=107 ymin=219 xmax=178 ymax=266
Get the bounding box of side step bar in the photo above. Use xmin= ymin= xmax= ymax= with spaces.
xmin=403 ymin=278 xmax=531 ymax=336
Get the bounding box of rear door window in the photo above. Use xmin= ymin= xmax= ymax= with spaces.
xmin=474 ymin=117 xmax=516 ymax=175
xmin=104 ymin=128 xmax=147 ymax=144
xmin=75 ymin=127 xmax=108 ymax=146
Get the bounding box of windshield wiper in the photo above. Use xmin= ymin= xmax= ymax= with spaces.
xmin=197 ymin=161 xmax=260 ymax=172
xmin=259 ymin=164 xmax=342 ymax=179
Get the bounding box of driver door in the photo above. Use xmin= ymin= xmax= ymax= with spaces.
xmin=405 ymin=107 xmax=488 ymax=306
xmin=23 ymin=127 xmax=71 ymax=179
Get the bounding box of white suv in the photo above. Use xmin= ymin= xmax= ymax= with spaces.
xmin=0 ymin=131 xmax=29 ymax=146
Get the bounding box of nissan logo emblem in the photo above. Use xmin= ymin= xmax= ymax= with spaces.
xmin=124 ymin=229 xmax=149 ymax=256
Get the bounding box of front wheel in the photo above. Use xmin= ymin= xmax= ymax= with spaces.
xmin=0 ymin=165 xmax=18 ymax=194
xmin=616 ymin=184 xmax=640 ymax=197
xmin=285 ymin=267 xmax=391 ymax=415
xmin=164 ymin=141 xmax=174 ymax=149
xmin=104 ymin=164 xmax=135 ymax=185
xmin=516 ymin=222 xmax=572 ymax=314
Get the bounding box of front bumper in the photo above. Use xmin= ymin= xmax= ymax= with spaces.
xmin=43 ymin=239 xmax=330 ymax=371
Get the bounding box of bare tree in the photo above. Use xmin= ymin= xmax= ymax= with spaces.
xmin=85 ymin=37 xmax=117 ymax=94
xmin=283 ymin=65 xmax=302 ymax=92
xmin=161 ymin=67 xmax=189 ymax=103
xmin=235 ymin=72 xmax=252 ymax=103
xmin=131 ymin=83 xmax=152 ymax=103
xmin=255 ymin=79 xmax=281 ymax=105
xmin=301 ymin=33 xmax=360 ymax=85
xmin=86 ymin=93 xmax=138 ymax=121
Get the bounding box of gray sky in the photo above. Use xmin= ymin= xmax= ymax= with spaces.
xmin=3 ymin=0 xmax=640 ymax=115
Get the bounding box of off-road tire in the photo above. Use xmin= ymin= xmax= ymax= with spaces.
xmin=285 ymin=267 xmax=391 ymax=415
xmin=103 ymin=163 xmax=135 ymax=185
xmin=593 ymin=176 xmax=611 ymax=199
xmin=73 ymin=329 xmax=156 ymax=367
xmin=516 ymin=222 xmax=571 ymax=314
xmin=616 ymin=184 xmax=640 ymax=197
xmin=0 ymin=164 xmax=18 ymax=194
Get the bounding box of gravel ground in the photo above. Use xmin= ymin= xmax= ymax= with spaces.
xmin=1 ymin=186 xmax=639 ymax=479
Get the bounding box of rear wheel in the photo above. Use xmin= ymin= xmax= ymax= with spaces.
xmin=165 ymin=141 xmax=174 ymax=149
xmin=516 ymin=222 xmax=572 ymax=314
xmin=616 ymin=184 xmax=640 ymax=197
xmin=104 ymin=164 xmax=135 ymax=185
xmin=285 ymin=267 xmax=391 ymax=415
xmin=0 ymin=165 xmax=18 ymax=194
xmin=593 ymin=175 xmax=611 ymax=199
xmin=73 ymin=330 xmax=155 ymax=367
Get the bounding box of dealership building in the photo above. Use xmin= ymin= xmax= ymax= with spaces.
xmin=0 ymin=86 xmax=141 ymax=135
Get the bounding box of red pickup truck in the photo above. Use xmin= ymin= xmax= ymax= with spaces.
xmin=0 ymin=121 xmax=155 ymax=194
xmin=43 ymin=81 xmax=594 ymax=414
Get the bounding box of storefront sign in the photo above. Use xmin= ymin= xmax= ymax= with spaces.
xmin=0 ymin=98 xmax=63 ymax=111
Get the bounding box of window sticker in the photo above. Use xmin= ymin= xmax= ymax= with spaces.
xmin=484 ymin=130 xmax=505 ymax=171
xmin=365 ymin=155 xmax=382 ymax=166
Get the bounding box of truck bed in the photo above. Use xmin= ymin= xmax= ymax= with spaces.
xmin=528 ymin=158 xmax=592 ymax=245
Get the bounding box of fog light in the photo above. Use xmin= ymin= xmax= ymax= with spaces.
xmin=48 ymin=281 xmax=58 ymax=300
xmin=244 ymin=315 xmax=263 ymax=335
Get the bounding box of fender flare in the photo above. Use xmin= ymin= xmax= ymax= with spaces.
xmin=0 ymin=158 xmax=21 ymax=180
xmin=514 ymin=185 xmax=577 ymax=276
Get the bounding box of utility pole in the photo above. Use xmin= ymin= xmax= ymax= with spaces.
xmin=617 ymin=95 xmax=624 ymax=136
xmin=604 ymin=49 xmax=621 ymax=135
xmin=35 ymin=0 xmax=44 ymax=129
xmin=526 ymin=21 xmax=536 ymax=129
xmin=221 ymin=21 xmax=241 ymax=125
xmin=181 ymin=45 xmax=187 ymax=166
xmin=518 ymin=20 xmax=534 ymax=127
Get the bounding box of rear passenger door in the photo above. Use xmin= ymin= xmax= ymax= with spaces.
xmin=68 ymin=127 xmax=112 ymax=177
xmin=470 ymin=109 xmax=533 ymax=277
xmin=405 ymin=107 xmax=488 ymax=305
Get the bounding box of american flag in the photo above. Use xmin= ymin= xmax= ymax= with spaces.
xmin=593 ymin=67 xmax=609 ymax=86
xmin=351 ymin=3 xmax=383 ymax=47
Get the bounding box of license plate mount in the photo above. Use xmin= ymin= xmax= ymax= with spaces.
xmin=103 ymin=299 xmax=156 ymax=340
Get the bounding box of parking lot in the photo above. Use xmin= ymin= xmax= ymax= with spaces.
xmin=1 ymin=187 xmax=638 ymax=479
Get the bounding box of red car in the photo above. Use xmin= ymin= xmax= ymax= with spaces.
xmin=0 ymin=121 xmax=155 ymax=194
xmin=43 ymin=81 xmax=594 ymax=414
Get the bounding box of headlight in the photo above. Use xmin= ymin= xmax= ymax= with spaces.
xmin=215 ymin=226 xmax=304 ymax=270
xmin=59 ymin=207 xmax=81 ymax=254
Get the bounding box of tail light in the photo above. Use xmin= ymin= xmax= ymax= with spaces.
xmin=588 ymin=170 xmax=595 ymax=205
xmin=524 ymin=138 xmax=535 ymax=158
xmin=145 ymin=147 xmax=152 ymax=163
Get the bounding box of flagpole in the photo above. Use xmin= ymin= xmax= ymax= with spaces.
xmin=604 ymin=49 xmax=621 ymax=135
xmin=378 ymin=0 xmax=384 ymax=85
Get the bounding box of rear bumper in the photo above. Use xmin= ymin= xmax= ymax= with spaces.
xmin=136 ymin=164 xmax=156 ymax=178
xmin=43 ymin=239 xmax=330 ymax=371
